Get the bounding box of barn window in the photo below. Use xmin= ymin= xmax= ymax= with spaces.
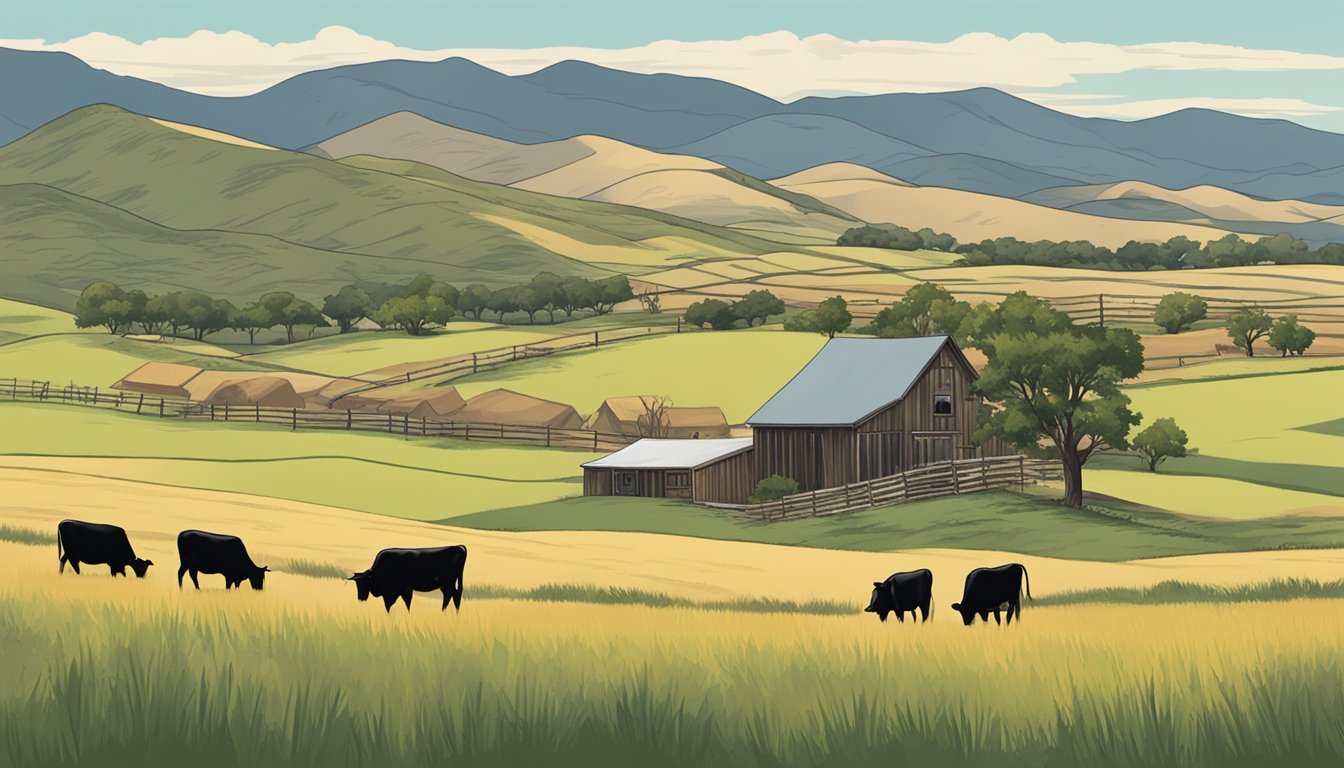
xmin=666 ymin=471 xmax=691 ymax=488
xmin=934 ymin=394 xmax=953 ymax=415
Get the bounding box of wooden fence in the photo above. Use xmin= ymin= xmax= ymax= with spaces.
xmin=739 ymin=455 xmax=1061 ymax=521
xmin=332 ymin=320 xmax=694 ymax=403
xmin=0 ymin=377 xmax=634 ymax=452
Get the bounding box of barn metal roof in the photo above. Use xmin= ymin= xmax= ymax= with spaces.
xmin=582 ymin=438 xmax=754 ymax=470
xmin=747 ymin=336 xmax=956 ymax=427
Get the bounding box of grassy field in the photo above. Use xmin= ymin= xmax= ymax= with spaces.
xmin=0 ymin=334 xmax=269 ymax=386
xmin=451 ymin=328 xmax=827 ymax=421
xmin=0 ymin=297 xmax=92 ymax=345
xmin=1080 ymin=368 xmax=1344 ymax=517
xmin=4 ymin=458 xmax=1343 ymax=765
xmin=0 ymin=403 xmax=594 ymax=519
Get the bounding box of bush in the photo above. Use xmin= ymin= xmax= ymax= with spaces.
xmin=1152 ymin=292 xmax=1207 ymax=334
xmin=1131 ymin=417 xmax=1189 ymax=472
xmin=1267 ymin=314 xmax=1316 ymax=356
xmin=748 ymin=475 xmax=800 ymax=504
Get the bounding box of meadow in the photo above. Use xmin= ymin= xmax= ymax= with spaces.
xmin=2 ymin=537 xmax=1344 ymax=768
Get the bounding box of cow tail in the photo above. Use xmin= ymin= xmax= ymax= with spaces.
xmin=57 ymin=527 xmax=63 ymax=563
xmin=455 ymin=547 xmax=468 ymax=610
xmin=1023 ymin=565 xmax=1032 ymax=602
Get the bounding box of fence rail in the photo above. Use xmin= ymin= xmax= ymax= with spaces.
xmin=332 ymin=320 xmax=694 ymax=402
xmin=0 ymin=377 xmax=634 ymax=452
xmin=739 ymin=455 xmax=1060 ymax=521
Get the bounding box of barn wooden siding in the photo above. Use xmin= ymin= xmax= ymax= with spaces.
xmin=692 ymin=449 xmax=756 ymax=505
xmin=583 ymin=468 xmax=612 ymax=496
xmin=752 ymin=343 xmax=1003 ymax=490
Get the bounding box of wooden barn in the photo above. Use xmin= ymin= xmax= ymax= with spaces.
xmin=581 ymin=438 xmax=755 ymax=504
xmin=747 ymin=335 xmax=990 ymax=491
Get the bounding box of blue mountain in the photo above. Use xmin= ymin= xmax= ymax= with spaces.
xmin=4 ymin=47 xmax=1344 ymax=203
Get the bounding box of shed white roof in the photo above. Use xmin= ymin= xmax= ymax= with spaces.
xmin=582 ymin=438 xmax=753 ymax=470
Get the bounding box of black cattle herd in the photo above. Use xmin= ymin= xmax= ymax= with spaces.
xmin=57 ymin=519 xmax=1030 ymax=623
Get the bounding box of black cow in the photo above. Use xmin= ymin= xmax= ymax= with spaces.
xmin=951 ymin=563 xmax=1032 ymax=625
xmin=57 ymin=520 xmax=153 ymax=578
xmin=349 ymin=545 xmax=467 ymax=613
xmin=176 ymin=530 xmax=270 ymax=590
xmin=864 ymin=569 xmax=933 ymax=623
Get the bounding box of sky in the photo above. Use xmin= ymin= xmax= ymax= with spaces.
xmin=6 ymin=0 xmax=1344 ymax=131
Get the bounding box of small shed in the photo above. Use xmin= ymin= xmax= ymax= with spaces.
xmin=201 ymin=377 xmax=306 ymax=409
xmin=111 ymin=362 xmax=203 ymax=399
xmin=582 ymin=438 xmax=755 ymax=504
xmin=452 ymin=388 xmax=584 ymax=429
xmin=583 ymin=396 xmax=731 ymax=438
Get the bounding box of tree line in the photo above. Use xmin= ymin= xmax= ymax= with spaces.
xmin=682 ymin=290 xmax=786 ymax=330
xmin=1149 ymin=292 xmax=1315 ymax=357
xmin=837 ymin=223 xmax=1344 ymax=271
xmin=74 ymin=273 xmax=635 ymax=342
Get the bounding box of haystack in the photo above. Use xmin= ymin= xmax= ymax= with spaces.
xmin=111 ymin=362 xmax=203 ymax=399
xmin=377 ymin=387 xmax=466 ymax=420
xmin=451 ymin=389 xmax=584 ymax=429
xmin=201 ymin=377 xmax=306 ymax=409
xmin=583 ymin=396 xmax=730 ymax=438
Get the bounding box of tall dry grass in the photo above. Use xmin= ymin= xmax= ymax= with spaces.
xmin=2 ymin=557 xmax=1343 ymax=768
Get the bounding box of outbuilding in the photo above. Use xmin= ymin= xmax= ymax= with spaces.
xmin=581 ymin=438 xmax=755 ymax=504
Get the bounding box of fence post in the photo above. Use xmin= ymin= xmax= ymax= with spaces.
xmin=136 ymin=394 xmax=144 ymax=414
xmin=472 ymin=353 xmax=478 ymax=374
xmin=224 ymin=403 xmax=230 ymax=422
xmin=810 ymin=490 xmax=818 ymax=516
xmin=292 ymin=408 xmax=298 ymax=431
xmin=546 ymin=425 xmax=552 ymax=448
xmin=159 ymin=399 xmax=165 ymax=418
xmin=92 ymin=386 xmax=99 ymax=405
xmin=1097 ymin=294 xmax=1105 ymax=327
xmin=1019 ymin=455 xmax=1025 ymax=491
xmin=210 ymin=404 xmax=216 ymax=421
xmin=404 ymin=415 xmax=410 ymax=436
xmin=347 ymin=410 xmax=352 ymax=430
xmin=952 ymin=462 xmax=960 ymax=494
xmin=676 ymin=317 xmax=681 ymax=334
xmin=256 ymin=404 xmax=261 ymax=423
xmin=594 ymin=331 xmax=599 ymax=348
xmin=593 ymin=430 xmax=598 ymax=451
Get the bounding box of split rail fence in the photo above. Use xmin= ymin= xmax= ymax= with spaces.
xmin=0 ymin=377 xmax=634 ymax=452
xmin=739 ymin=455 xmax=1061 ymax=521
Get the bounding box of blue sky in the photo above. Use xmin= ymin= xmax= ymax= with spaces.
xmin=8 ymin=0 xmax=1344 ymax=130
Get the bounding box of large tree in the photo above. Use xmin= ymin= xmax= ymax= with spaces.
xmin=322 ymin=285 xmax=374 ymax=333
xmin=592 ymin=276 xmax=634 ymax=315
xmin=1225 ymin=307 xmax=1273 ymax=357
xmin=867 ymin=283 xmax=971 ymax=339
xmin=733 ymin=289 xmax=785 ymax=327
xmin=972 ymin=293 xmax=1144 ymax=508
xmin=232 ymin=303 xmax=275 ymax=345
xmin=1267 ymin=315 xmax=1316 ymax=357
xmin=457 ymin=284 xmax=492 ymax=321
xmin=814 ymin=296 xmax=852 ymax=338
xmin=374 ymin=295 xmax=455 ymax=336
xmin=73 ymin=282 xmax=134 ymax=335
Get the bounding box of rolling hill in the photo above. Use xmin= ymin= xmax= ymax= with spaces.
xmin=5 ymin=48 xmax=1344 ymax=209
xmin=1023 ymin=181 xmax=1344 ymax=244
xmin=0 ymin=105 xmax=796 ymax=308
xmin=771 ymin=164 xmax=1244 ymax=248
xmin=309 ymin=112 xmax=857 ymax=242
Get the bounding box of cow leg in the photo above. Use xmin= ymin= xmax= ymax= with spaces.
xmin=59 ymin=555 xmax=67 ymax=574
xmin=109 ymin=565 xmax=118 ymax=577
xmin=894 ymin=610 xmax=905 ymax=623
xmin=69 ymin=560 xmax=81 ymax=575
xmin=189 ymin=570 xmax=201 ymax=590
xmin=1005 ymin=602 xmax=1015 ymax=625
xmin=993 ymin=608 xmax=1002 ymax=625
xmin=919 ymin=603 xmax=930 ymax=623
xmin=401 ymin=592 xmax=413 ymax=611
xmin=441 ymin=588 xmax=453 ymax=611
xmin=382 ymin=593 xmax=398 ymax=612
xmin=178 ymin=565 xmax=187 ymax=588
xmin=978 ymin=611 xmax=988 ymax=623
xmin=453 ymin=577 xmax=463 ymax=612
xmin=225 ymin=578 xmax=233 ymax=590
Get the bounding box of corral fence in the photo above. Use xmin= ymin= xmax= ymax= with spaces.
xmin=0 ymin=377 xmax=634 ymax=452
xmin=333 ymin=320 xmax=696 ymax=402
xmin=739 ymin=455 xmax=1061 ymax=522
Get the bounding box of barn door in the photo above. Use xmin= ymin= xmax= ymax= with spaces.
xmin=858 ymin=432 xmax=901 ymax=480
xmin=911 ymin=434 xmax=954 ymax=468
xmin=614 ymin=471 xmax=638 ymax=496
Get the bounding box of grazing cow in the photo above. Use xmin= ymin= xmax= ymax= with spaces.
xmin=864 ymin=569 xmax=933 ymax=623
xmin=349 ymin=545 xmax=467 ymax=613
xmin=951 ymin=563 xmax=1032 ymax=625
xmin=176 ymin=530 xmax=269 ymax=590
xmin=57 ymin=520 xmax=153 ymax=578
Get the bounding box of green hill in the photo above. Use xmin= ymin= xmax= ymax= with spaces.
xmin=0 ymin=105 xmax=783 ymax=308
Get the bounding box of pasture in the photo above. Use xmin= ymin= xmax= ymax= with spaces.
xmin=3 ymin=475 xmax=1344 ymax=767
xmin=450 ymin=329 xmax=827 ymax=422
xmin=0 ymin=403 xmax=594 ymax=520
xmin=1082 ymin=368 xmax=1344 ymax=517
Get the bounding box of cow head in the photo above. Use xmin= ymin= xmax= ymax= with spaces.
xmin=864 ymin=581 xmax=893 ymax=623
xmin=950 ymin=602 xmax=976 ymax=626
xmin=248 ymin=565 xmax=270 ymax=591
xmin=130 ymin=558 xmax=154 ymax=578
xmin=349 ymin=570 xmax=374 ymax=601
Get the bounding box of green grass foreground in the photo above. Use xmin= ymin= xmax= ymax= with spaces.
xmin=2 ymin=594 xmax=1344 ymax=768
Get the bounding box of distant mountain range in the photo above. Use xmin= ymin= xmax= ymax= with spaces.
xmin=4 ymin=47 xmax=1344 ymax=209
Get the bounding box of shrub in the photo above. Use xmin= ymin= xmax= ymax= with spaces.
xmin=748 ymin=475 xmax=800 ymax=504
xmin=1131 ymin=417 xmax=1190 ymax=472
xmin=1152 ymin=292 xmax=1207 ymax=334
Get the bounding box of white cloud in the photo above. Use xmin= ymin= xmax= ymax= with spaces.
xmin=4 ymin=26 xmax=1343 ymax=120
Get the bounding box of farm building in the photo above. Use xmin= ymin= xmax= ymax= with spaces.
xmin=583 ymin=397 xmax=731 ymax=438
xmin=111 ymin=362 xmax=204 ymax=399
xmin=201 ymin=377 xmax=306 ymax=408
xmin=582 ymin=438 xmax=755 ymax=504
xmin=583 ymin=335 xmax=1007 ymax=502
xmin=452 ymin=388 xmax=584 ymax=429
xmin=748 ymin=336 xmax=992 ymax=490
